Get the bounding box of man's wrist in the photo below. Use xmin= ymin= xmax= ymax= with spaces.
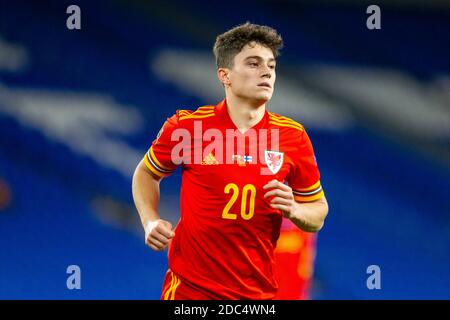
xmin=289 ymin=203 xmax=309 ymax=228
xmin=142 ymin=214 xmax=160 ymax=231
xmin=287 ymin=201 xmax=301 ymax=221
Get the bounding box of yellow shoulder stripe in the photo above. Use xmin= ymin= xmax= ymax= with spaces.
xmin=177 ymin=110 xmax=192 ymax=116
xmin=269 ymin=119 xmax=304 ymax=131
xmin=191 ymin=109 xmax=215 ymax=114
xmin=179 ymin=106 xmax=215 ymax=120
xmin=269 ymin=113 xmax=304 ymax=128
xmin=179 ymin=113 xmax=215 ymax=121
xmin=269 ymin=115 xmax=300 ymax=125
xmin=177 ymin=105 xmax=215 ymax=120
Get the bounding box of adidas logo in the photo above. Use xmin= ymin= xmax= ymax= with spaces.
xmin=201 ymin=153 xmax=219 ymax=165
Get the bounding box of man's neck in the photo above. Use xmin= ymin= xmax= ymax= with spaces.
xmin=225 ymin=94 xmax=266 ymax=133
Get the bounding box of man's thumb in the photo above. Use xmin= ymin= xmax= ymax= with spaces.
xmin=161 ymin=220 xmax=175 ymax=236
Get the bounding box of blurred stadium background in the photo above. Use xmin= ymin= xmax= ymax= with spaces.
xmin=0 ymin=0 xmax=449 ymax=299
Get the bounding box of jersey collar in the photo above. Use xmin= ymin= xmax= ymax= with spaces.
xmin=215 ymin=99 xmax=268 ymax=132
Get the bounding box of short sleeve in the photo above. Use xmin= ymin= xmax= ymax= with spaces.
xmin=286 ymin=129 xmax=325 ymax=202
xmin=143 ymin=113 xmax=181 ymax=178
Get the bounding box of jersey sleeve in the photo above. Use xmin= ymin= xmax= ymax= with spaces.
xmin=143 ymin=113 xmax=182 ymax=178
xmin=287 ymin=129 xmax=325 ymax=202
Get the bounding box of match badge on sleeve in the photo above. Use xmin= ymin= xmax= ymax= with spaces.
xmin=264 ymin=150 xmax=284 ymax=174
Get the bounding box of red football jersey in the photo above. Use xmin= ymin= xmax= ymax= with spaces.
xmin=144 ymin=99 xmax=325 ymax=299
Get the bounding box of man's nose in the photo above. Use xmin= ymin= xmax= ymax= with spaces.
xmin=261 ymin=67 xmax=272 ymax=79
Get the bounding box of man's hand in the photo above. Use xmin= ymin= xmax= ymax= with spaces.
xmin=144 ymin=219 xmax=175 ymax=251
xmin=263 ymin=179 xmax=329 ymax=232
xmin=263 ymin=179 xmax=296 ymax=219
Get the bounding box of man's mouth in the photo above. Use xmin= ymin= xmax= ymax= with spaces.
xmin=257 ymin=82 xmax=272 ymax=88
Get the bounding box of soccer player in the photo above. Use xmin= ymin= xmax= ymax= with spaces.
xmin=132 ymin=22 xmax=329 ymax=300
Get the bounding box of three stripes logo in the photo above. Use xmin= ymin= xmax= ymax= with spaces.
xmin=201 ymin=152 xmax=219 ymax=165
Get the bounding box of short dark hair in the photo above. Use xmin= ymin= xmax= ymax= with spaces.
xmin=213 ymin=22 xmax=283 ymax=69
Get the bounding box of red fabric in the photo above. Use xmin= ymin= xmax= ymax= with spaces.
xmin=147 ymin=99 xmax=323 ymax=299
xmin=161 ymin=269 xmax=215 ymax=300
xmin=273 ymin=219 xmax=317 ymax=300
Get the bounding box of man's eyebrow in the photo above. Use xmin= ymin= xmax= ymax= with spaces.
xmin=244 ymin=56 xmax=276 ymax=62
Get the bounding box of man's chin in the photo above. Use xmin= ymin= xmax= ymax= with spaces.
xmin=255 ymin=96 xmax=271 ymax=104
xmin=250 ymin=93 xmax=271 ymax=104
xmin=236 ymin=92 xmax=272 ymax=105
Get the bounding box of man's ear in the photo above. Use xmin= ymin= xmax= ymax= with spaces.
xmin=217 ymin=68 xmax=230 ymax=86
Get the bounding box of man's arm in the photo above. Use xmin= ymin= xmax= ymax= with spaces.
xmin=132 ymin=159 xmax=175 ymax=251
xmin=263 ymin=180 xmax=329 ymax=232
xmin=287 ymin=197 xmax=328 ymax=232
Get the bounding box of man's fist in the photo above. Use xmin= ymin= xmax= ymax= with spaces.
xmin=144 ymin=219 xmax=175 ymax=251
xmin=263 ymin=179 xmax=296 ymax=219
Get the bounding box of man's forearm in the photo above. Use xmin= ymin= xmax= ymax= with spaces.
xmin=132 ymin=161 xmax=162 ymax=228
xmin=289 ymin=198 xmax=329 ymax=232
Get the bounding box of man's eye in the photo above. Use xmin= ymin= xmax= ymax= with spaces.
xmin=248 ymin=62 xmax=258 ymax=67
xmin=269 ymin=65 xmax=276 ymax=69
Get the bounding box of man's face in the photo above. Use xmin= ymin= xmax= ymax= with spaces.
xmin=225 ymin=42 xmax=276 ymax=103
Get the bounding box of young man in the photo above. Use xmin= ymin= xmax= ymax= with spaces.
xmin=132 ymin=22 xmax=329 ymax=300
